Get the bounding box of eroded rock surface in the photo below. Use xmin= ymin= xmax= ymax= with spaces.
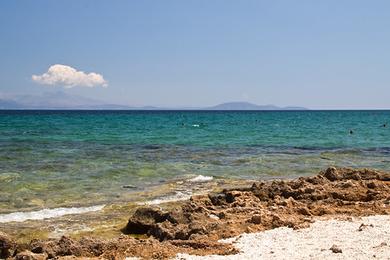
xmin=0 ymin=231 xmax=17 ymax=258
xmin=123 ymin=167 xmax=390 ymax=243
xmin=5 ymin=167 xmax=390 ymax=259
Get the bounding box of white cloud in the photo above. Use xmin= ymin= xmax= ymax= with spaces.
xmin=32 ymin=64 xmax=108 ymax=88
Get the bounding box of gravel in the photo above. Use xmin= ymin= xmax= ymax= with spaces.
xmin=176 ymin=215 xmax=390 ymax=260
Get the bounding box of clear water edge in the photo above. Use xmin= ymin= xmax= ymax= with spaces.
xmin=1 ymin=110 xmax=390 ymax=218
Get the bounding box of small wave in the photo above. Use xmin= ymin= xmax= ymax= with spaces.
xmin=188 ymin=175 xmax=213 ymax=183
xmin=0 ymin=205 xmax=105 ymax=223
xmin=138 ymin=192 xmax=191 ymax=206
xmin=138 ymin=175 xmax=214 ymax=205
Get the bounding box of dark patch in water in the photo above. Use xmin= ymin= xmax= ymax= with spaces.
xmin=122 ymin=185 xmax=137 ymax=189
xmin=143 ymin=145 xmax=161 ymax=150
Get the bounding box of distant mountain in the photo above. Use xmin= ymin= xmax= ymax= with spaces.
xmin=0 ymin=94 xmax=307 ymax=110
xmin=0 ymin=92 xmax=132 ymax=110
xmin=14 ymin=92 xmax=102 ymax=108
xmin=207 ymin=102 xmax=307 ymax=110
xmin=0 ymin=99 xmax=21 ymax=109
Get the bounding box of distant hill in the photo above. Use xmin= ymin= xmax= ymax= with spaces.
xmin=0 ymin=94 xmax=307 ymax=110
xmin=0 ymin=92 xmax=132 ymax=110
xmin=0 ymin=99 xmax=21 ymax=109
xmin=207 ymin=102 xmax=307 ymax=110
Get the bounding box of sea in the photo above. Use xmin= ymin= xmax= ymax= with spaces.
xmin=1 ymin=110 xmax=390 ymax=222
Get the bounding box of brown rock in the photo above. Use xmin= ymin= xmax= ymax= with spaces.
xmin=4 ymin=167 xmax=390 ymax=259
xmin=15 ymin=250 xmax=48 ymax=260
xmin=330 ymin=244 xmax=342 ymax=253
xmin=297 ymin=207 xmax=311 ymax=216
xmin=55 ymin=236 xmax=83 ymax=256
xmin=358 ymin=223 xmax=373 ymax=231
xmin=123 ymin=207 xmax=171 ymax=235
xmin=30 ymin=240 xmax=55 ymax=258
xmin=208 ymin=193 xmax=227 ymax=206
xmin=366 ymin=181 xmax=377 ymax=189
xmin=323 ymin=167 xmax=339 ymax=181
xmin=0 ymin=231 xmax=16 ymax=259
xmin=249 ymin=214 xmax=262 ymax=224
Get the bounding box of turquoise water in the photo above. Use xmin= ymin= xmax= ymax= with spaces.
xmin=1 ymin=110 xmax=390 ymax=214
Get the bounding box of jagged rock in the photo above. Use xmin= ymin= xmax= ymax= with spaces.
xmin=30 ymin=240 xmax=54 ymax=258
xmin=15 ymin=250 xmax=48 ymax=260
xmin=358 ymin=223 xmax=373 ymax=231
xmin=330 ymin=244 xmax=342 ymax=253
xmin=250 ymin=214 xmax=262 ymax=224
xmin=208 ymin=193 xmax=227 ymax=206
xmin=0 ymin=231 xmax=16 ymax=259
xmin=123 ymin=207 xmax=171 ymax=234
xmin=50 ymin=236 xmax=82 ymax=257
xmin=366 ymin=181 xmax=377 ymax=189
xmin=4 ymin=167 xmax=390 ymax=259
xmin=30 ymin=236 xmax=91 ymax=258
xmin=323 ymin=167 xmax=339 ymax=181
xmin=188 ymin=222 xmax=207 ymax=236
xmin=297 ymin=207 xmax=311 ymax=216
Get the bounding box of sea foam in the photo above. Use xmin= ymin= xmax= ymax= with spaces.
xmin=139 ymin=191 xmax=191 ymax=206
xmin=0 ymin=205 xmax=105 ymax=223
xmin=188 ymin=175 xmax=214 ymax=182
xmin=137 ymin=175 xmax=214 ymax=205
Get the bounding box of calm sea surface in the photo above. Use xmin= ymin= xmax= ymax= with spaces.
xmin=1 ymin=110 xmax=390 ymax=214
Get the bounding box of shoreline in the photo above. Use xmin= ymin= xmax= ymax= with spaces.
xmin=0 ymin=175 xmax=253 ymax=243
xmin=1 ymin=167 xmax=389 ymax=259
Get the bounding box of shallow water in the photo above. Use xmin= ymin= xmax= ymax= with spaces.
xmin=1 ymin=110 xmax=390 ymax=216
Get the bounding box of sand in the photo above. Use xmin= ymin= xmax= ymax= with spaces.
xmin=176 ymin=215 xmax=390 ymax=260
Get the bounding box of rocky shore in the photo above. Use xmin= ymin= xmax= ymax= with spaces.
xmin=1 ymin=167 xmax=389 ymax=259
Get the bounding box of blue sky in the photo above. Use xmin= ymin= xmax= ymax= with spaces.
xmin=0 ymin=1 xmax=389 ymax=108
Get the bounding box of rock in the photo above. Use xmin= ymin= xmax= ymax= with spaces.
xmin=123 ymin=207 xmax=170 ymax=234
xmin=188 ymin=222 xmax=207 ymax=236
xmin=150 ymin=222 xmax=176 ymax=241
xmin=217 ymin=212 xmax=226 ymax=219
xmin=208 ymin=193 xmax=227 ymax=206
xmin=358 ymin=223 xmax=373 ymax=231
xmin=297 ymin=207 xmax=311 ymax=216
xmin=15 ymin=250 xmax=48 ymax=260
xmin=29 ymin=236 xmax=107 ymax=259
xmin=330 ymin=244 xmax=342 ymax=253
xmin=366 ymin=181 xmax=377 ymax=189
xmin=123 ymin=207 xmax=188 ymax=241
xmin=209 ymin=214 xmax=219 ymax=220
xmin=3 ymin=166 xmax=390 ymax=259
xmin=323 ymin=167 xmax=339 ymax=181
xmin=30 ymin=240 xmax=55 ymax=258
xmin=122 ymin=185 xmax=137 ymax=189
xmin=225 ymin=191 xmax=240 ymax=203
xmin=249 ymin=215 xmax=262 ymax=224
xmin=339 ymin=180 xmax=354 ymax=188
xmin=55 ymin=236 xmax=83 ymax=257
xmin=0 ymin=231 xmax=16 ymax=259
xmin=373 ymin=242 xmax=387 ymax=248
